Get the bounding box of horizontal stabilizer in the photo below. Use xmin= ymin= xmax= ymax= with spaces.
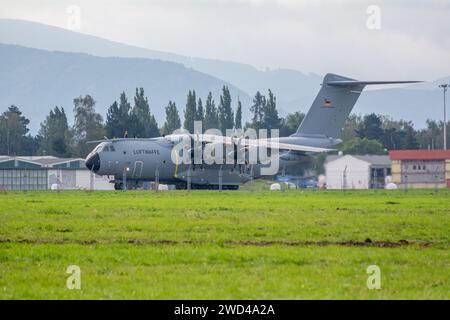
xmin=327 ymin=80 xmax=422 ymax=87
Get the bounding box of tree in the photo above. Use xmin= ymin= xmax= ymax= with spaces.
xmin=402 ymin=121 xmax=418 ymax=149
xmin=262 ymin=89 xmax=281 ymax=132
xmin=416 ymin=119 xmax=445 ymax=149
xmin=381 ymin=126 xmax=404 ymax=150
xmin=72 ymin=95 xmax=105 ymax=157
xmin=0 ymin=105 xmax=35 ymax=155
xmin=162 ymin=101 xmax=181 ymax=135
xmin=235 ymin=100 xmax=242 ymax=129
xmin=356 ymin=113 xmax=384 ymax=141
xmin=280 ymin=112 xmax=305 ymax=136
xmin=105 ymin=101 xmax=120 ymax=138
xmin=118 ymin=92 xmax=132 ymax=137
xmin=38 ymin=106 xmax=71 ymax=157
xmin=130 ymin=88 xmax=159 ymax=138
xmin=22 ymin=135 xmax=40 ymax=156
xmin=218 ymin=86 xmax=234 ymax=134
xmin=248 ymin=91 xmax=265 ymax=130
xmin=196 ymin=98 xmax=204 ymax=124
xmin=183 ymin=90 xmax=197 ymax=133
xmin=377 ymin=116 xmax=419 ymax=150
xmin=340 ymin=137 xmax=385 ymax=155
xmin=105 ymin=92 xmax=131 ymax=138
xmin=340 ymin=114 xmax=362 ymax=141
xmin=204 ymin=92 xmax=218 ymax=130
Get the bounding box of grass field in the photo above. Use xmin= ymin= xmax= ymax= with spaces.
xmin=0 ymin=188 xmax=449 ymax=299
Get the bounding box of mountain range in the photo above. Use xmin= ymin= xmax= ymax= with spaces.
xmin=0 ymin=18 xmax=448 ymax=133
xmin=1 ymin=43 xmax=253 ymax=133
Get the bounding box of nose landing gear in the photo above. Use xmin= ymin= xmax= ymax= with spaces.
xmin=114 ymin=182 xmax=124 ymax=190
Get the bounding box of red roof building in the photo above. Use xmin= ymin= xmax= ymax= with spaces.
xmin=389 ymin=149 xmax=450 ymax=188
xmin=389 ymin=149 xmax=450 ymax=161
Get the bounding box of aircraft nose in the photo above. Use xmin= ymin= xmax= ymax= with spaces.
xmin=85 ymin=152 xmax=100 ymax=172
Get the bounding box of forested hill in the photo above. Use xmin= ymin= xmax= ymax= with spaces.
xmin=0 ymin=19 xmax=322 ymax=112
xmin=0 ymin=43 xmax=248 ymax=132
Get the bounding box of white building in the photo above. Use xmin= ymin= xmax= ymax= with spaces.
xmin=0 ymin=156 xmax=113 ymax=190
xmin=325 ymin=155 xmax=391 ymax=189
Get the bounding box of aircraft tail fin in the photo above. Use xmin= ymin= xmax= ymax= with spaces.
xmin=293 ymin=73 xmax=421 ymax=139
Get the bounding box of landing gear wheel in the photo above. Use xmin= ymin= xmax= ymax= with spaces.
xmin=114 ymin=182 xmax=124 ymax=190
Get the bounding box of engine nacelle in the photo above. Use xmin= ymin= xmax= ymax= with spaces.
xmin=279 ymin=151 xmax=311 ymax=163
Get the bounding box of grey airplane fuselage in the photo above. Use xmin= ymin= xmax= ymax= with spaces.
xmin=85 ymin=135 xmax=340 ymax=188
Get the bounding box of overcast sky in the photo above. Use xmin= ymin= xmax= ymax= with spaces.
xmin=1 ymin=0 xmax=450 ymax=80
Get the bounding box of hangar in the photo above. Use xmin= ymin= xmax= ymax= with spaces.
xmin=389 ymin=150 xmax=450 ymax=189
xmin=0 ymin=156 xmax=113 ymax=190
xmin=325 ymin=155 xmax=391 ymax=189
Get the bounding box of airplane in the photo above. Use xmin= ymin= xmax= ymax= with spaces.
xmin=85 ymin=73 xmax=420 ymax=190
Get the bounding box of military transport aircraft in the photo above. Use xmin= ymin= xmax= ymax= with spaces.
xmin=85 ymin=73 xmax=420 ymax=190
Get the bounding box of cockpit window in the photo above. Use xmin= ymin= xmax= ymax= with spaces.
xmin=92 ymin=142 xmax=115 ymax=153
xmin=94 ymin=144 xmax=103 ymax=153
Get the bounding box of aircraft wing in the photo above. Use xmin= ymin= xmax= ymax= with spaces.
xmin=261 ymin=140 xmax=333 ymax=153
xmin=87 ymin=134 xmax=333 ymax=153
xmin=87 ymin=137 xmax=161 ymax=144
xmin=195 ymin=134 xmax=333 ymax=153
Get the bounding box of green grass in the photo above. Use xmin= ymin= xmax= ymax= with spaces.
xmin=0 ymin=189 xmax=449 ymax=299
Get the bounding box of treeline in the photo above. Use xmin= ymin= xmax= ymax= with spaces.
xmin=339 ymin=114 xmax=450 ymax=155
xmin=0 ymin=86 xmax=449 ymax=158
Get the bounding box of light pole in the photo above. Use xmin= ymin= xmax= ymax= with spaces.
xmin=4 ymin=115 xmax=9 ymax=156
xmin=439 ymin=84 xmax=449 ymax=150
